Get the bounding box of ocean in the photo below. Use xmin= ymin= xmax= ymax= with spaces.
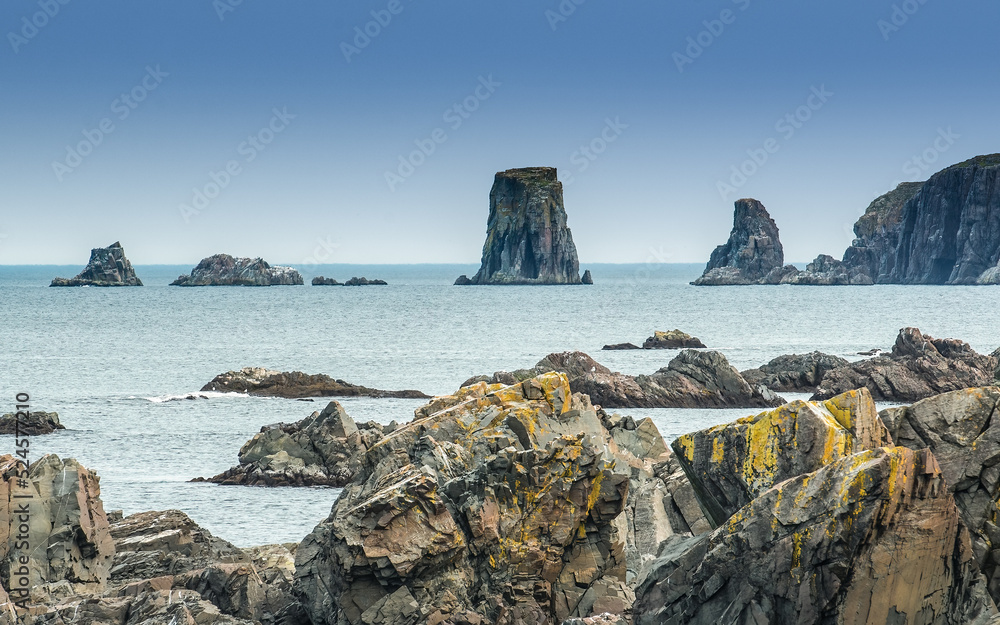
xmin=2 ymin=263 xmax=999 ymax=547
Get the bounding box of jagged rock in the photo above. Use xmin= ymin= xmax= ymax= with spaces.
xmin=171 ymin=254 xmax=303 ymax=286
xmin=813 ymin=327 xmax=997 ymax=402
xmin=196 ymin=401 xmax=383 ymax=487
xmin=741 ymin=351 xmax=850 ymax=392
xmin=562 ymin=615 xmax=628 ymax=625
xmin=692 ymin=199 xmax=783 ymax=286
xmin=311 ymin=276 xmax=340 ymax=286
xmin=344 ymin=277 xmax=388 ymax=286
xmin=582 ymin=270 xmax=594 ymax=285
xmin=641 ymin=330 xmax=706 ymax=350
xmin=602 ymin=343 xmax=641 ymax=351
xmin=295 ymin=373 xmax=686 ymax=625
xmin=50 ymin=242 xmax=143 ymax=287
xmin=201 ymin=367 xmax=429 ymax=399
xmin=671 ymin=389 xmax=890 ymax=526
xmin=633 ymin=447 xmax=997 ymax=625
xmin=457 ymin=167 xmax=583 ymax=285
xmin=454 ymin=275 xmax=473 ymax=285
xmin=0 ymin=411 xmax=64 ymax=435
xmin=779 ymin=254 xmax=863 ymax=285
xmin=978 ymin=264 xmax=1000 ymax=285
xmin=841 ymin=181 xmax=925 ymax=283
xmin=464 ymin=351 xmax=782 ymax=409
xmin=882 ymin=387 xmax=1000 ymax=605
xmin=841 ymin=155 xmax=1000 ymax=284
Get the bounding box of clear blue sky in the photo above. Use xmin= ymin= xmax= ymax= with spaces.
xmin=1 ymin=0 xmax=997 ymax=265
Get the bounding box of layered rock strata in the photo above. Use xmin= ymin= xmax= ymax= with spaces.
xmin=692 ymin=199 xmax=783 ymax=286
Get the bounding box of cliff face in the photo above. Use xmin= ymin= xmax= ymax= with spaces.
xmin=693 ymin=199 xmax=783 ymax=286
xmin=171 ymin=254 xmax=303 ymax=286
xmin=458 ymin=167 xmax=582 ymax=285
xmin=50 ymin=241 xmax=143 ymax=287
xmin=843 ymin=155 xmax=1000 ymax=284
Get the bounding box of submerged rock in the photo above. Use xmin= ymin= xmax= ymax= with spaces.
xmin=692 ymin=199 xmax=783 ymax=286
xmin=464 ymin=350 xmax=782 ymax=409
xmin=741 ymin=351 xmax=850 ymax=392
xmin=634 ymin=447 xmax=996 ymax=625
xmin=642 ymin=330 xmax=706 ymax=350
xmin=295 ymin=372 xmax=698 ymax=625
xmin=50 ymin=241 xmax=143 ymax=287
xmin=201 ymin=367 xmax=429 ymax=399
xmin=457 ymin=167 xmax=583 ymax=285
xmin=197 ymin=401 xmax=383 ymax=487
xmin=171 ymin=254 xmax=303 ymax=286
xmin=0 ymin=411 xmax=64 ymax=435
xmin=813 ymin=327 xmax=997 ymax=402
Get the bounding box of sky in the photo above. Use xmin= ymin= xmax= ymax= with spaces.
xmin=1 ymin=0 xmax=998 ymax=265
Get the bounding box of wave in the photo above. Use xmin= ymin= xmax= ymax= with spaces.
xmin=136 ymin=391 xmax=250 ymax=404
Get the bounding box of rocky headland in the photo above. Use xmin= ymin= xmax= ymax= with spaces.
xmin=0 ymin=411 xmax=64 ymax=435
xmin=462 ymin=350 xmax=782 ymax=409
xmin=455 ymin=167 xmax=583 ymax=285
xmin=692 ymin=199 xmax=784 ymax=286
xmin=50 ymin=242 xmax=143 ymax=287
xmin=171 ymin=254 xmax=303 ymax=286
xmin=201 ymin=367 xmax=429 ymax=400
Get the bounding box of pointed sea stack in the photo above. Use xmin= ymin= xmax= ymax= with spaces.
xmin=50 ymin=241 xmax=143 ymax=287
xmin=456 ymin=167 xmax=583 ymax=285
xmin=692 ymin=199 xmax=784 ymax=285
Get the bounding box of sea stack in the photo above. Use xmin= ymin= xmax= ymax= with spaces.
xmin=693 ymin=199 xmax=784 ymax=285
xmin=171 ymin=254 xmax=303 ymax=286
xmin=456 ymin=167 xmax=583 ymax=285
xmin=50 ymin=242 xmax=143 ymax=287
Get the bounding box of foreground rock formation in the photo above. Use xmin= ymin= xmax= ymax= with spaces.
xmin=813 ymin=327 xmax=997 ymax=402
xmin=171 ymin=254 xmax=303 ymax=286
xmin=295 ymin=372 xmax=707 ymax=625
xmin=455 ymin=167 xmax=583 ymax=285
xmin=201 ymin=367 xmax=429 ymax=399
xmin=197 ymin=401 xmax=385 ymax=487
xmin=463 ymin=350 xmax=782 ymax=409
xmin=50 ymin=242 xmax=143 ymax=287
xmin=741 ymin=351 xmax=850 ymax=393
xmin=630 ymin=390 xmax=999 ymax=624
xmin=0 ymin=411 xmax=64 ymax=434
xmin=692 ymin=199 xmax=784 ymax=286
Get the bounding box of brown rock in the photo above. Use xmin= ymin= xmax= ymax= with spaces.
xmin=201 ymin=367 xmax=429 ymax=399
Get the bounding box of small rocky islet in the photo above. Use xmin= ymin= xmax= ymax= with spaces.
xmin=50 ymin=241 xmax=143 ymax=287
xmin=171 ymin=254 xmax=303 ymax=286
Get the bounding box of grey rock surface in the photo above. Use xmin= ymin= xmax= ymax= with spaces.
xmin=50 ymin=242 xmax=143 ymax=287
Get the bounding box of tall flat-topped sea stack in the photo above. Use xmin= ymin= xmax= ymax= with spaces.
xmin=455 ymin=167 xmax=584 ymax=285
xmin=51 ymin=241 xmax=143 ymax=287
xmin=171 ymin=254 xmax=303 ymax=286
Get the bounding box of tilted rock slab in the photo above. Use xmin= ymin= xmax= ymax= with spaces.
xmin=671 ymin=389 xmax=891 ymax=526
xmin=295 ymin=373 xmax=688 ymax=625
xmin=457 ymin=167 xmax=583 ymax=285
xmin=464 ymin=350 xmax=782 ymax=410
xmin=201 ymin=367 xmax=429 ymax=400
xmin=50 ymin=241 xmax=143 ymax=287
xmin=634 ymin=447 xmax=997 ymax=625
xmin=813 ymin=327 xmax=997 ymax=402
xmin=741 ymin=351 xmax=850 ymax=393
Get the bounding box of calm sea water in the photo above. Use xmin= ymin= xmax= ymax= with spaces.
xmin=2 ymin=263 xmax=999 ymax=546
